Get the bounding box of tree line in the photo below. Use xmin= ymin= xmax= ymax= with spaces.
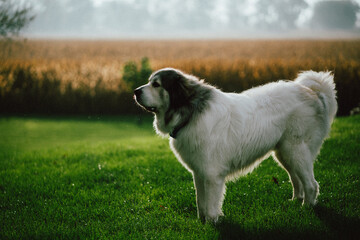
xmin=25 ymin=0 xmax=360 ymax=37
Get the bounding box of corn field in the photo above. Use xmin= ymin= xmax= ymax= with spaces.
xmin=1 ymin=39 xmax=359 ymax=115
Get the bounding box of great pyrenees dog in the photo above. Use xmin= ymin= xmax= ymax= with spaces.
xmin=134 ymin=68 xmax=337 ymax=223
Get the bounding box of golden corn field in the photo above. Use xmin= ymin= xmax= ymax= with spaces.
xmin=1 ymin=39 xmax=359 ymax=115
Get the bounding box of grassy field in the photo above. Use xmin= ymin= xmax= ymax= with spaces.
xmin=0 ymin=115 xmax=359 ymax=239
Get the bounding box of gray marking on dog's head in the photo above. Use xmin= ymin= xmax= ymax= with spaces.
xmin=150 ymin=68 xmax=199 ymax=110
xmin=149 ymin=68 xmax=213 ymax=126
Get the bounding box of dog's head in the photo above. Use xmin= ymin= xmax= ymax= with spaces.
xmin=134 ymin=68 xmax=196 ymax=114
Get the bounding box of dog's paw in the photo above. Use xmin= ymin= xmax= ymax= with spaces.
xmin=289 ymin=197 xmax=304 ymax=203
xmin=302 ymin=198 xmax=318 ymax=207
xmin=205 ymin=216 xmax=219 ymax=226
xmin=205 ymin=213 xmax=224 ymax=226
xmin=199 ymin=215 xmax=206 ymax=224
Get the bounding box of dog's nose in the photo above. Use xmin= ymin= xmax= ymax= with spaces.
xmin=134 ymin=88 xmax=142 ymax=98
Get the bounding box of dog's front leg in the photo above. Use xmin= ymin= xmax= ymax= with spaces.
xmin=204 ymin=175 xmax=226 ymax=224
xmin=193 ymin=173 xmax=206 ymax=223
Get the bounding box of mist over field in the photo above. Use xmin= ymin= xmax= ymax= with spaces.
xmin=24 ymin=0 xmax=360 ymax=39
xmin=2 ymin=1 xmax=360 ymax=116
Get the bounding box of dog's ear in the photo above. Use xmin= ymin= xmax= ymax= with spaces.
xmin=162 ymin=70 xmax=195 ymax=109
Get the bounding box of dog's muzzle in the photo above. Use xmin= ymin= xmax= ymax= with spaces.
xmin=134 ymin=87 xmax=156 ymax=112
xmin=134 ymin=87 xmax=142 ymax=100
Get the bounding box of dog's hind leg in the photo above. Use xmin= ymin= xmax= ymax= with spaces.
xmin=274 ymin=150 xmax=304 ymax=201
xmin=275 ymin=142 xmax=319 ymax=205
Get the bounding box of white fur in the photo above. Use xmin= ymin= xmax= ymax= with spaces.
xmin=138 ymin=70 xmax=337 ymax=223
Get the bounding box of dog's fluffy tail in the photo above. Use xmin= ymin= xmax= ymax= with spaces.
xmin=295 ymin=71 xmax=338 ymax=123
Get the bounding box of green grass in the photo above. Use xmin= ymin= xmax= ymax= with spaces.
xmin=0 ymin=115 xmax=359 ymax=239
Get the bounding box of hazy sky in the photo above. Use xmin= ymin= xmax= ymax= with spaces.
xmin=25 ymin=0 xmax=360 ymax=39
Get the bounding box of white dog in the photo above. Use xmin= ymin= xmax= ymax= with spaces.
xmin=134 ymin=68 xmax=337 ymax=223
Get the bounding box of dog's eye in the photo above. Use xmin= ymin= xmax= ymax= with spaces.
xmin=152 ymin=82 xmax=160 ymax=88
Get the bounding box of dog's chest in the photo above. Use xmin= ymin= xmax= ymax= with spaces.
xmin=169 ymin=137 xmax=205 ymax=172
